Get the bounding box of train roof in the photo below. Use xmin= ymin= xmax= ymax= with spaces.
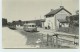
xmin=24 ymin=23 xmax=36 ymax=25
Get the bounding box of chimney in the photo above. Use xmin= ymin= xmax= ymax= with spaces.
xmin=60 ymin=6 xmax=64 ymax=8
xmin=51 ymin=9 xmax=54 ymax=11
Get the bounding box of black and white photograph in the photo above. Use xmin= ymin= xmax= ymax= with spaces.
xmin=2 ymin=0 xmax=79 ymax=49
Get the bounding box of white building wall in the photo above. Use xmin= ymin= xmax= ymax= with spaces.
xmin=42 ymin=22 xmax=44 ymax=28
xmin=57 ymin=10 xmax=71 ymax=16
xmin=44 ymin=10 xmax=71 ymax=30
xmin=44 ymin=16 xmax=55 ymax=30
xmin=64 ymin=23 xmax=69 ymax=27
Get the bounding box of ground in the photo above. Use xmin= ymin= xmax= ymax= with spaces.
xmin=2 ymin=27 xmax=79 ymax=48
xmin=2 ymin=27 xmax=48 ymax=48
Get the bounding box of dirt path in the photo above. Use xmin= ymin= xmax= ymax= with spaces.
xmin=2 ymin=27 xmax=36 ymax=48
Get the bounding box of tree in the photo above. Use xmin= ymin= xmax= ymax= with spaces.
xmin=18 ymin=20 xmax=22 ymax=26
xmin=76 ymin=10 xmax=79 ymax=15
xmin=2 ymin=18 xmax=7 ymax=26
xmin=12 ymin=21 xmax=16 ymax=25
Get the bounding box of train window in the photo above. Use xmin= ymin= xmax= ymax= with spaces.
xmin=32 ymin=25 xmax=35 ymax=27
xmin=29 ymin=25 xmax=31 ymax=27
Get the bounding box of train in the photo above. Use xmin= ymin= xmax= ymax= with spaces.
xmin=23 ymin=23 xmax=37 ymax=32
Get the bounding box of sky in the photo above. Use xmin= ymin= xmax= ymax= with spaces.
xmin=2 ymin=0 xmax=79 ymax=22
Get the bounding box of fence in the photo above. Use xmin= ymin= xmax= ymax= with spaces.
xmin=39 ymin=32 xmax=79 ymax=48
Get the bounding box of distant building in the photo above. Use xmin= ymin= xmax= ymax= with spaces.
xmin=25 ymin=19 xmax=45 ymax=27
xmin=44 ymin=6 xmax=72 ymax=30
xmin=16 ymin=20 xmax=23 ymax=26
xmin=16 ymin=19 xmax=45 ymax=27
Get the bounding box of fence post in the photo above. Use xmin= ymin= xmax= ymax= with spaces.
xmin=53 ymin=37 xmax=55 ymax=47
xmin=47 ymin=34 xmax=49 ymax=46
xmin=50 ymin=36 xmax=53 ymax=47
xmin=56 ymin=34 xmax=58 ymax=48
xmin=41 ymin=34 xmax=44 ymax=47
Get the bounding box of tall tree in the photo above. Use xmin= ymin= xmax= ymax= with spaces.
xmin=12 ymin=21 xmax=16 ymax=25
xmin=2 ymin=18 xmax=7 ymax=26
xmin=18 ymin=20 xmax=22 ymax=26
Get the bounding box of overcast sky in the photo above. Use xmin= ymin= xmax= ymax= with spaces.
xmin=2 ymin=0 xmax=79 ymax=22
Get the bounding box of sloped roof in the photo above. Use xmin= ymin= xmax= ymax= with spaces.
xmin=58 ymin=19 xmax=68 ymax=23
xmin=23 ymin=19 xmax=45 ymax=23
xmin=45 ymin=6 xmax=72 ymax=17
xmin=28 ymin=19 xmax=45 ymax=22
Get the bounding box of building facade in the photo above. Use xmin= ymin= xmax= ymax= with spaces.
xmin=44 ymin=6 xmax=72 ymax=30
